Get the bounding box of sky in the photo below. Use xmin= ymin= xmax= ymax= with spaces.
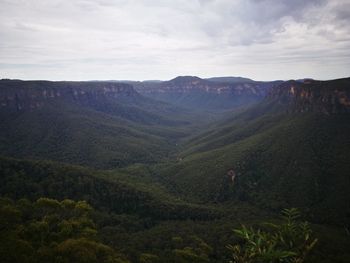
xmin=0 ymin=0 xmax=349 ymax=81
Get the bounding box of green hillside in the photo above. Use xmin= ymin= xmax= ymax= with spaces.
xmin=0 ymin=80 xmax=211 ymax=169
xmin=0 ymin=156 xmax=223 ymax=221
xmin=154 ymin=107 xmax=350 ymax=226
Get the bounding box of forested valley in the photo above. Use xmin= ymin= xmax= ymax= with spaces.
xmin=1 ymin=77 xmax=350 ymax=262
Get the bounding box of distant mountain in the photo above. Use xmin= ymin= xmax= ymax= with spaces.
xmin=296 ymin=78 xmax=314 ymax=83
xmin=154 ymin=77 xmax=350 ymax=225
xmin=205 ymin=76 xmax=255 ymax=83
xmin=0 ymin=79 xmax=200 ymax=168
xmin=142 ymin=80 xmax=162 ymax=83
xmin=133 ymin=76 xmax=282 ymax=110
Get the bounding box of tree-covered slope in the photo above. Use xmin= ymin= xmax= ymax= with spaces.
xmin=0 ymin=197 xmax=129 ymax=263
xmin=0 ymin=156 xmax=222 ymax=220
xmin=153 ymin=79 xmax=350 ymax=226
xmin=0 ymin=80 xmax=206 ymax=168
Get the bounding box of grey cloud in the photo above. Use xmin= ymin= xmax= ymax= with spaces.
xmin=331 ymin=2 xmax=350 ymax=24
xmin=248 ymin=0 xmax=326 ymax=20
xmin=198 ymin=0 xmax=329 ymax=46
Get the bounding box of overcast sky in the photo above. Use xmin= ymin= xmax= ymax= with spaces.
xmin=0 ymin=0 xmax=349 ymax=81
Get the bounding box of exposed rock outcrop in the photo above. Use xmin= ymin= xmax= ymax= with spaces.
xmin=0 ymin=80 xmax=138 ymax=111
xmin=227 ymin=169 xmax=237 ymax=184
xmin=267 ymin=78 xmax=350 ymax=114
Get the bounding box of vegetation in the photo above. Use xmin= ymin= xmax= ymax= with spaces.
xmin=153 ymin=112 xmax=350 ymax=226
xmin=0 ymin=80 xmax=207 ymax=169
xmin=0 ymin=197 xmax=128 ymax=263
xmin=228 ymin=208 xmax=317 ymax=263
xmin=0 ymin=156 xmax=222 ymax=221
xmin=1 ymin=156 xmax=350 ymax=262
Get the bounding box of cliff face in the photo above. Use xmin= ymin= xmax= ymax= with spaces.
xmin=267 ymin=78 xmax=350 ymax=114
xmin=0 ymin=80 xmax=138 ymax=111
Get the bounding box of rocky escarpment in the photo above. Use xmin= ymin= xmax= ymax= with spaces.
xmin=0 ymin=79 xmax=139 ymax=111
xmin=267 ymin=78 xmax=350 ymax=114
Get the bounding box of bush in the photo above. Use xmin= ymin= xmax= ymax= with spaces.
xmin=228 ymin=208 xmax=318 ymax=263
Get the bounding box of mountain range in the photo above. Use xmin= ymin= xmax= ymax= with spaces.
xmin=1 ymin=76 xmax=349 ymax=262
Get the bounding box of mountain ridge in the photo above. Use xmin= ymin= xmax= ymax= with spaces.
xmin=131 ymin=75 xmax=282 ymax=110
xmin=0 ymin=79 xmax=139 ymax=112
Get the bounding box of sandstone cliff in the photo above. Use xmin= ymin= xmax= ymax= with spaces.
xmin=267 ymin=78 xmax=350 ymax=114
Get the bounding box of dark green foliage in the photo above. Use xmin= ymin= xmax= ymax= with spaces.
xmin=139 ymin=253 xmax=160 ymax=263
xmin=0 ymin=156 xmax=222 ymax=220
xmin=0 ymin=101 xmax=191 ymax=169
xmin=156 ymin=112 xmax=350 ymax=226
xmin=0 ymin=197 xmax=128 ymax=263
xmin=0 ymin=158 xmax=349 ymax=262
xmin=172 ymin=236 xmax=213 ymax=262
xmin=228 ymin=208 xmax=317 ymax=263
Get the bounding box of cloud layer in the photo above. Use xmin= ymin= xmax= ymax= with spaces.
xmin=0 ymin=0 xmax=349 ymax=80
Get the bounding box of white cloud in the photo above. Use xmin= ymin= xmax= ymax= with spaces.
xmin=0 ymin=0 xmax=349 ymax=80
